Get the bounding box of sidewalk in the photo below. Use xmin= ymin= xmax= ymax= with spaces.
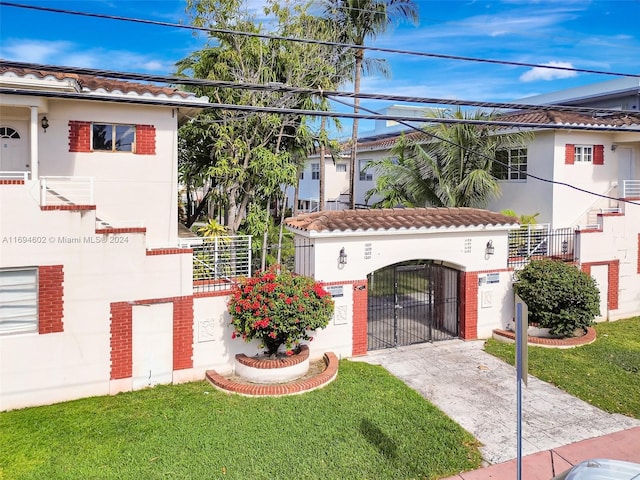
xmin=442 ymin=427 xmax=640 ymax=479
xmin=353 ymin=340 xmax=640 ymax=467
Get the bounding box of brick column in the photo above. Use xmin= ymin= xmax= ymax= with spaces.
xmin=173 ymin=296 xmax=194 ymax=370
xmin=352 ymin=280 xmax=368 ymax=356
xmin=459 ymin=271 xmax=478 ymax=340
xmin=110 ymin=302 xmax=133 ymax=380
xmin=38 ymin=265 xmax=64 ymax=334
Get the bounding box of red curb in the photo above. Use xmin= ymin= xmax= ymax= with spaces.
xmin=235 ymin=344 xmax=309 ymax=369
xmin=492 ymin=327 xmax=597 ymax=347
xmin=206 ymin=351 xmax=339 ymax=397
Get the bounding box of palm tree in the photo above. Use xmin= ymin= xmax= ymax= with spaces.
xmin=323 ymin=0 xmax=419 ymax=209
xmin=365 ymin=108 xmax=535 ymax=208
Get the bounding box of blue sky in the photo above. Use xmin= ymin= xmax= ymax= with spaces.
xmin=1 ymin=0 xmax=639 ymax=132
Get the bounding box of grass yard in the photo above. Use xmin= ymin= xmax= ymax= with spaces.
xmin=0 ymin=360 xmax=481 ymax=480
xmin=484 ymin=316 xmax=640 ymax=419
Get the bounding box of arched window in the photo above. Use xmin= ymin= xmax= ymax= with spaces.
xmin=0 ymin=127 xmax=20 ymax=139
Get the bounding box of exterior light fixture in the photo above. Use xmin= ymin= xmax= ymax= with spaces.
xmin=485 ymin=240 xmax=495 ymax=256
xmin=611 ymin=144 xmax=618 ymax=152
xmin=338 ymin=247 xmax=347 ymax=265
xmin=41 ymin=116 xmax=49 ymax=132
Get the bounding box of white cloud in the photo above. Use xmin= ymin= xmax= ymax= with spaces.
xmin=0 ymin=40 xmax=72 ymax=64
xmin=519 ymin=61 xmax=578 ymax=82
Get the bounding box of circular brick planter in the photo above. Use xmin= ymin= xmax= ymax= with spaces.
xmin=234 ymin=344 xmax=310 ymax=384
xmin=492 ymin=327 xmax=597 ymax=348
xmin=206 ymin=350 xmax=339 ymax=397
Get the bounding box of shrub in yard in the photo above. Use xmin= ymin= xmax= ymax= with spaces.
xmin=514 ymin=259 xmax=600 ymax=337
xmin=228 ymin=265 xmax=334 ymax=356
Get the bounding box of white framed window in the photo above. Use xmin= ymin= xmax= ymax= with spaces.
xmin=299 ymin=171 xmax=304 ymax=180
xmin=359 ymin=159 xmax=372 ymax=181
xmin=0 ymin=127 xmax=20 ymax=139
xmin=336 ymin=163 xmax=347 ymax=173
xmin=0 ymin=268 xmax=38 ymax=335
xmin=493 ymin=148 xmax=527 ymax=181
xmin=311 ymin=163 xmax=320 ymax=180
xmin=92 ymin=123 xmax=135 ymax=152
xmin=574 ymin=145 xmax=593 ymax=163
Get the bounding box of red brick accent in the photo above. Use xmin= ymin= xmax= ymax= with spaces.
xmin=95 ymin=227 xmax=146 ymax=234
xmin=41 ymin=205 xmax=96 ymax=211
xmin=110 ymin=302 xmax=133 ymax=380
xmin=173 ymin=296 xmax=194 ymax=371
xmin=593 ymin=145 xmax=604 ymax=165
xmin=236 ymin=345 xmax=309 ymax=369
xmin=205 ymin=352 xmax=339 ymax=397
xmin=69 ymin=121 xmax=91 ymax=152
xmin=146 ymin=248 xmax=192 ymax=256
xmin=135 ymin=124 xmax=156 ymax=155
xmin=581 ymin=260 xmax=619 ymax=311
xmin=0 ymin=180 xmax=25 ymax=185
xmin=38 ymin=265 xmax=64 ymax=334
xmin=351 ymin=280 xmax=368 ymax=356
xmin=459 ymin=271 xmax=478 ymax=340
xmin=492 ymin=327 xmax=596 ymax=347
xmin=565 ymin=144 xmax=575 ymax=165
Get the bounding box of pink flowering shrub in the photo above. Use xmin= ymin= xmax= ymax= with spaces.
xmin=228 ymin=266 xmax=334 ymax=356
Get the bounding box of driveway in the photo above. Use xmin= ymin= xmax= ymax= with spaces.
xmin=353 ymin=339 xmax=640 ymax=465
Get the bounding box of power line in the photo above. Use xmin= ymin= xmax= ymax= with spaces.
xmin=1 ymin=1 xmax=639 ymax=79
xmin=329 ymin=96 xmax=640 ymax=208
xmin=2 ymin=86 xmax=638 ymax=133
xmin=2 ymin=60 xmax=638 ymax=117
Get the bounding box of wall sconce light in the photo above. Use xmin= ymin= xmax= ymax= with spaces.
xmin=611 ymin=144 xmax=618 ymax=152
xmin=338 ymin=247 xmax=348 ymax=265
xmin=485 ymin=240 xmax=495 ymax=256
xmin=41 ymin=116 xmax=49 ymax=132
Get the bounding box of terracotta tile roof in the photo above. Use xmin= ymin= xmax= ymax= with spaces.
xmin=0 ymin=66 xmax=194 ymax=100
xmin=285 ymin=207 xmax=518 ymax=234
xmin=496 ymin=110 xmax=640 ymax=128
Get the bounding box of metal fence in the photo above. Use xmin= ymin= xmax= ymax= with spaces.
xmin=508 ymin=224 xmax=576 ymax=269
xmin=185 ymin=236 xmax=252 ymax=292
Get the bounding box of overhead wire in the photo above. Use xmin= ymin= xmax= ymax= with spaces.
xmin=328 ymin=95 xmax=640 ymax=208
xmin=1 ymin=1 xmax=639 ymax=79
xmin=2 ymin=60 xmax=639 ymax=117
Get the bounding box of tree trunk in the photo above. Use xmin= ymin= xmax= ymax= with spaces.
xmin=319 ymin=117 xmax=326 ymax=211
xmin=261 ymin=196 xmax=270 ymax=271
xmin=349 ymin=52 xmax=363 ymax=210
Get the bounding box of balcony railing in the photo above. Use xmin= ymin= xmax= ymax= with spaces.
xmin=508 ymin=224 xmax=575 ymax=269
xmin=40 ymin=176 xmax=94 ymax=206
xmin=623 ymin=180 xmax=640 ymax=198
xmin=0 ymin=171 xmax=29 ymax=180
xmin=182 ymin=235 xmax=252 ymax=292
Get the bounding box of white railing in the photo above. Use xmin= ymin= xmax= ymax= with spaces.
xmin=181 ymin=235 xmax=252 ymax=292
xmin=0 ymin=171 xmax=29 ymax=180
xmin=623 ymin=180 xmax=640 ymax=198
xmin=40 ymin=176 xmax=94 ymax=206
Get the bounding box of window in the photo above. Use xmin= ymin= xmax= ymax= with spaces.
xmin=311 ymin=163 xmax=320 ymax=180
xmin=359 ymin=159 xmax=372 ymax=181
xmin=493 ymin=148 xmax=527 ymax=181
xmin=0 ymin=127 xmax=20 ymax=138
xmin=92 ymin=123 xmax=135 ymax=152
xmin=574 ymin=145 xmax=593 ymax=163
xmin=336 ymin=163 xmax=347 ymax=173
xmin=299 ymin=171 xmax=304 ymax=180
xmin=0 ymin=268 xmax=38 ymax=335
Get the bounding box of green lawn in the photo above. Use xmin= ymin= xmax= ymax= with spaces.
xmin=484 ymin=316 xmax=640 ymax=418
xmin=0 ymin=360 xmax=481 ymax=480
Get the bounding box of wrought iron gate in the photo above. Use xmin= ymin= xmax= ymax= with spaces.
xmin=367 ymin=261 xmax=459 ymax=351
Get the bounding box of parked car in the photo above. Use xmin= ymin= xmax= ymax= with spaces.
xmin=552 ymin=459 xmax=640 ymax=479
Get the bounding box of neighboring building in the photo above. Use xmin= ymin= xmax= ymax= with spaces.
xmin=0 ymin=65 xmax=212 ymax=410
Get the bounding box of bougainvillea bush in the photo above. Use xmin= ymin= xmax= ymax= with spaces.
xmin=228 ymin=266 xmax=334 ymax=356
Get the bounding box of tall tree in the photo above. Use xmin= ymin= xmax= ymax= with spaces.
xmin=178 ymin=0 xmax=341 ymax=234
xmin=365 ymin=108 xmax=534 ymax=208
xmin=323 ymin=0 xmax=418 ymax=209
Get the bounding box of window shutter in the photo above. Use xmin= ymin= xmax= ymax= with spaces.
xmin=565 ymin=144 xmax=575 ymax=165
xmin=593 ymin=145 xmax=604 ymax=165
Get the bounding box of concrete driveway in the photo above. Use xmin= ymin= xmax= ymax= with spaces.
xmin=353 ymin=339 xmax=640 ymax=465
